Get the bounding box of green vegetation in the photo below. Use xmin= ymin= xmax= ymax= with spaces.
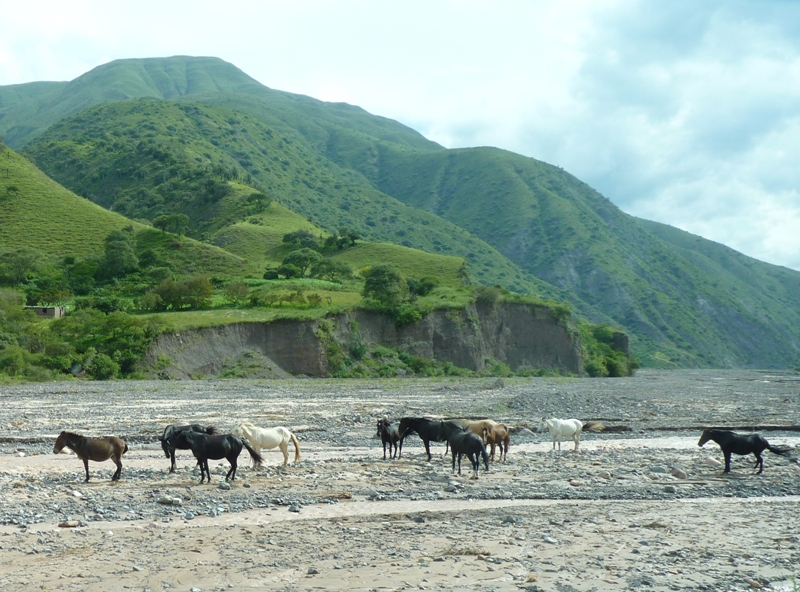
xmin=4 ymin=55 xmax=798 ymax=370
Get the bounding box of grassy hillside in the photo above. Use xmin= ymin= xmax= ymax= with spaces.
xmin=0 ymin=145 xmax=252 ymax=277
xmin=25 ymin=98 xmax=561 ymax=299
xmin=0 ymin=147 xmax=142 ymax=258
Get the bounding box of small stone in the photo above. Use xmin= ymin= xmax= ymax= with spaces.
xmin=671 ymin=467 xmax=688 ymax=479
xmin=218 ymin=481 xmax=231 ymax=490
xmin=542 ymin=535 xmax=558 ymax=544
xmin=157 ymin=496 xmax=174 ymax=505
xmin=597 ymin=471 xmax=612 ymax=480
xmin=664 ymin=485 xmax=677 ymax=494
xmin=132 ymin=565 xmax=142 ymax=572
xmin=704 ymin=457 xmax=723 ymax=468
xmin=650 ymin=466 xmax=668 ymax=474
xmin=307 ymin=567 xmax=319 ymax=575
xmin=58 ymin=521 xmax=80 ymax=528
xmin=288 ymin=505 xmax=300 ymax=513
xmin=569 ymin=479 xmax=581 ymax=487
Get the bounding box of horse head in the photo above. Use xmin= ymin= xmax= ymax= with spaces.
xmin=536 ymin=418 xmax=550 ymax=432
xmin=698 ymin=429 xmax=712 ymax=447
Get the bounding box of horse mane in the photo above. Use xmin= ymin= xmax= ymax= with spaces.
xmin=60 ymin=430 xmax=84 ymax=438
xmin=205 ymin=425 xmax=218 ymax=435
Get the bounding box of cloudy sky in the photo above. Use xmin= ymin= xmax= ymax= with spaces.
xmin=2 ymin=0 xmax=799 ymax=271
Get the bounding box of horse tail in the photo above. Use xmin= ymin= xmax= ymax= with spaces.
xmin=767 ymin=444 xmax=791 ymax=456
xmin=481 ymin=447 xmax=490 ymax=470
xmin=240 ymin=437 xmax=264 ymax=468
xmin=582 ymin=421 xmax=605 ymax=433
xmin=289 ymin=431 xmax=301 ymax=462
xmin=123 ymin=443 xmax=129 ymax=455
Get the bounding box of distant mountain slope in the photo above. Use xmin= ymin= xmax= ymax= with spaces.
xmin=363 ymin=146 xmax=800 ymax=367
xmin=6 ymin=55 xmax=800 ymax=368
xmin=25 ymin=98 xmax=563 ymax=299
xmin=0 ymin=56 xmax=442 ymax=155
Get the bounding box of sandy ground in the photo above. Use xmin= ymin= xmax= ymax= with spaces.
xmin=0 ymin=370 xmax=799 ymax=591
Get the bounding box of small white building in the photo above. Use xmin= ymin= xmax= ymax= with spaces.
xmin=25 ymin=306 xmax=66 ymax=319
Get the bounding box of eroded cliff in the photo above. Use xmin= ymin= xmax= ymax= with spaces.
xmin=146 ymin=302 xmax=581 ymax=379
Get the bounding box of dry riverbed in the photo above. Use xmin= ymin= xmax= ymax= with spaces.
xmin=0 ymin=369 xmax=798 ymax=591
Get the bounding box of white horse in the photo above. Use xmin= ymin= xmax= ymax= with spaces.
xmin=537 ymin=417 xmax=604 ymax=451
xmin=231 ymin=422 xmax=301 ymax=466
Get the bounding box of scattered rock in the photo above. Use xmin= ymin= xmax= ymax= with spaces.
xmin=671 ymin=467 xmax=688 ymax=479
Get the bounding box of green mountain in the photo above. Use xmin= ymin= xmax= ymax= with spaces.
xmin=5 ymin=55 xmax=800 ymax=368
xmin=23 ymin=96 xmax=561 ymax=300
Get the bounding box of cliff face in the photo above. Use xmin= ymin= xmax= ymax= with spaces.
xmin=146 ymin=303 xmax=581 ymax=379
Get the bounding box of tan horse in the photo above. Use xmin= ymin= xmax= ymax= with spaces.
xmin=53 ymin=431 xmax=128 ymax=482
xmin=482 ymin=423 xmax=511 ymax=462
xmin=231 ymin=422 xmax=301 ymax=466
xmin=457 ymin=419 xmax=498 ymax=442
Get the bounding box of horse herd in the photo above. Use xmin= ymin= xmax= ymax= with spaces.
xmin=51 ymin=415 xmax=791 ymax=484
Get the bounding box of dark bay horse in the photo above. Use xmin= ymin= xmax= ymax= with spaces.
xmin=397 ymin=417 xmax=464 ymax=461
xmin=171 ymin=431 xmax=263 ymax=483
xmin=159 ymin=424 xmax=218 ymax=473
xmin=447 ymin=430 xmax=490 ymax=479
xmin=376 ymin=417 xmax=400 ymax=460
xmin=698 ymin=429 xmax=790 ymax=474
xmin=53 ymin=431 xmax=128 ymax=482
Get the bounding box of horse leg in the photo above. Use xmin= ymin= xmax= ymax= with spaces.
xmin=573 ymin=434 xmax=580 ymax=452
xmin=169 ymin=447 xmax=177 ymax=473
xmin=451 ymin=451 xmax=457 ymax=474
xmin=723 ymin=451 xmax=732 ymax=473
xmin=227 ymin=456 xmax=237 ymax=481
xmin=112 ymin=455 xmax=122 ymax=481
xmin=754 ymin=452 xmax=764 ymax=474
xmin=200 ymin=459 xmax=209 ymax=483
xmin=424 ymin=439 xmax=432 ymax=462
xmin=382 ymin=440 xmax=387 ymax=460
xmin=280 ymin=442 xmax=289 ymax=466
xmin=83 ymin=458 xmax=90 ymax=483
xmin=471 ymin=453 xmax=479 ymax=479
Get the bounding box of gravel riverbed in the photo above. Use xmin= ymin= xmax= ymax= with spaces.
xmin=0 ymin=369 xmax=798 ymax=591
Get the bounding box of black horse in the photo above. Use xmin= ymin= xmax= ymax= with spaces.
xmin=376 ymin=417 xmax=400 ymax=460
xmin=160 ymin=424 xmax=218 ymax=473
xmin=698 ymin=429 xmax=789 ymax=474
xmin=168 ymin=431 xmax=263 ymax=483
xmin=447 ymin=430 xmax=490 ymax=479
xmin=397 ymin=417 xmax=464 ymax=461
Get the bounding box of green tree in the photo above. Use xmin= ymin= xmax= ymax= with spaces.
xmin=224 ymin=281 xmax=249 ymax=305
xmin=246 ymin=192 xmax=272 ymax=213
xmin=310 ymin=259 xmax=353 ymax=282
xmin=153 ymin=213 xmax=190 ymax=235
xmin=99 ymin=229 xmax=138 ymax=279
xmin=362 ymin=265 xmax=408 ymax=307
xmin=0 ymin=248 xmax=42 ymax=284
xmin=282 ymin=248 xmax=323 ymax=276
xmin=282 ymin=230 xmax=319 ymax=249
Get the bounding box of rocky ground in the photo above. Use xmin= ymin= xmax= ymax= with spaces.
xmin=0 ymin=369 xmax=798 ymax=591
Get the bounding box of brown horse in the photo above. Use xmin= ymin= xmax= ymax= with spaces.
xmin=483 ymin=423 xmax=511 ymax=462
xmin=53 ymin=431 xmax=128 ymax=482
